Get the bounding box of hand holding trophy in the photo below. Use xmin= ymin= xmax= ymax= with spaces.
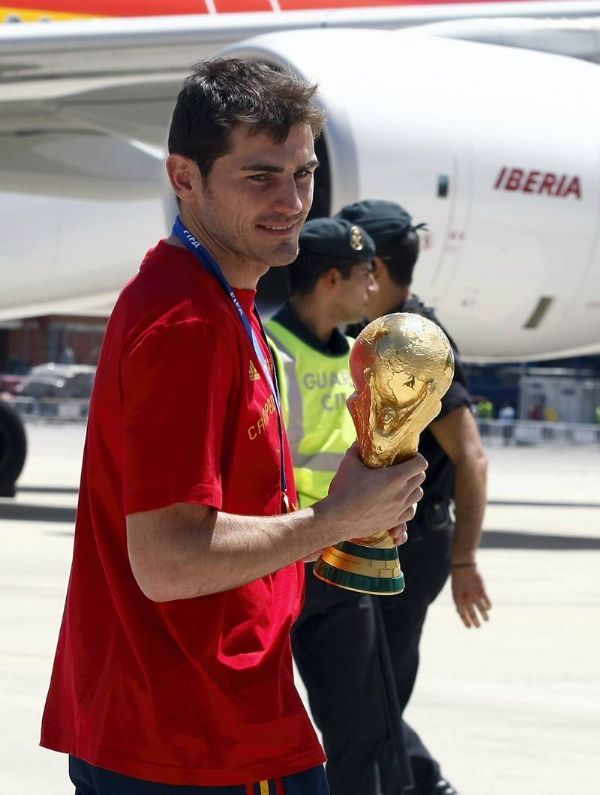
xmin=313 ymin=312 xmax=454 ymax=595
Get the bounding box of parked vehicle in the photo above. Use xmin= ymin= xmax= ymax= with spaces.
xmin=0 ymin=374 xmax=26 ymax=395
xmin=19 ymin=364 xmax=96 ymax=399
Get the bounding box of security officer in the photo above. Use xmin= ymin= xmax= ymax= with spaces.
xmin=266 ymin=217 xmax=377 ymax=509
xmin=267 ymin=218 xmax=405 ymax=795
xmin=337 ymin=199 xmax=492 ymax=794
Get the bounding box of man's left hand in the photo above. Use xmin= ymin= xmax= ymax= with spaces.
xmin=451 ymin=565 xmax=491 ymax=628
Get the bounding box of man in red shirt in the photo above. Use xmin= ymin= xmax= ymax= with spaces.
xmin=41 ymin=59 xmax=427 ymax=794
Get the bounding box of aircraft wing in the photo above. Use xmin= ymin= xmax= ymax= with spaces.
xmin=4 ymin=2 xmax=600 ymax=89
xmin=420 ymin=15 xmax=600 ymax=64
xmin=4 ymin=9 xmax=421 ymax=148
xmin=3 ymin=2 xmax=600 ymax=147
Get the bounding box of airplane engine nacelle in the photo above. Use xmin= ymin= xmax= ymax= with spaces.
xmin=222 ymin=30 xmax=600 ymax=361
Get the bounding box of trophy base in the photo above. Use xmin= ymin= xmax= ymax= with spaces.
xmin=313 ymin=540 xmax=404 ymax=595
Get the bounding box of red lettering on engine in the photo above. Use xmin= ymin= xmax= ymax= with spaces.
xmin=494 ymin=167 xmax=581 ymax=199
xmin=504 ymin=168 xmax=523 ymax=191
xmin=539 ymin=173 xmax=556 ymax=195
xmin=523 ymin=171 xmax=540 ymax=193
xmin=563 ymin=176 xmax=581 ymax=198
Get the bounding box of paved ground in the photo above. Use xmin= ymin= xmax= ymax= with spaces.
xmin=1 ymin=423 xmax=599 ymax=794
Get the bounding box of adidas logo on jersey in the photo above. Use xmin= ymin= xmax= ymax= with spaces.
xmin=248 ymin=361 xmax=261 ymax=381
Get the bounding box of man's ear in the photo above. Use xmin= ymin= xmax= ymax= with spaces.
xmin=372 ymin=257 xmax=386 ymax=281
xmin=166 ymin=154 xmax=201 ymax=204
xmin=324 ymin=267 xmax=341 ymax=289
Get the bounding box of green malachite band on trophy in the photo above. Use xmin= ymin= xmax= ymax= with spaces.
xmin=313 ymin=558 xmax=405 ymax=595
xmin=313 ymin=538 xmax=405 ymax=595
xmin=342 ymin=540 xmax=399 ymax=561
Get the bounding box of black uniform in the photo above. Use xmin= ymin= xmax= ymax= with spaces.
xmin=292 ymin=296 xmax=472 ymax=795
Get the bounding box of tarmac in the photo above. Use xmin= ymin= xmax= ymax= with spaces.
xmin=1 ymin=422 xmax=599 ymax=794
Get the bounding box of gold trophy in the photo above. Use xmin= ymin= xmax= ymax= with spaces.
xmin=313 ymin=312 xmax=454 ymax=595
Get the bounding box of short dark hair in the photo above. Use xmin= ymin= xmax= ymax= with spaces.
xmin=289 ymin=249 xmax=357 ymax=295
xmin=377 ymin=230 xmax=420 ymax=287
xmin=168 ymin=58 xmax=324 ymax=177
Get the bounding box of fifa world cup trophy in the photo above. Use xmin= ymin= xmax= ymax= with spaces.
xmin=313 ymin=313 xmax=454 ymax=595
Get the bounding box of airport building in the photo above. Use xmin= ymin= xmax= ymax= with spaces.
xmin=0 ymin=316 xmax=106 ymax=373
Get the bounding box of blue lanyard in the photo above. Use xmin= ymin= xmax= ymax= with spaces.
xmin=172 ymin=216 xmax=289 ymax=501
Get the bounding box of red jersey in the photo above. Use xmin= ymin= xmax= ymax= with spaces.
xmin=41 ymin=241 xmax=324 ymax=786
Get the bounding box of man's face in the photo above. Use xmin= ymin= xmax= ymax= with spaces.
xmin=196 ymin=123 xmax=318 ymax=272
xmin=334 ymin=260 xmax=378 ymax=324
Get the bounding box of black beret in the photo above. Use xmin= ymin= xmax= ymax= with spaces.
xmin=299 ymin=217 xmax=375 ymax=262
xmin=336 ymin=200 xmax=419 ymax=247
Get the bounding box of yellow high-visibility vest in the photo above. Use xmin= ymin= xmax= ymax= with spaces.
xmin=266 ymin=318 xmax=356 ymax=508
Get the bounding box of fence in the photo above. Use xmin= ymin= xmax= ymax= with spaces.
xmin=477 ymin=419 xmax=600 ymax=446
xmin=8 ymin=397 xmax=600 ymax=445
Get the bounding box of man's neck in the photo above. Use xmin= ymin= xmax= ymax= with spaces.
xmin=289 ymin=295 xmax=338 ymax=343
xmin=368 ymin=283 xmax=410 ymax=320
xmin=170 ymin=209 xmax=267 ymax=290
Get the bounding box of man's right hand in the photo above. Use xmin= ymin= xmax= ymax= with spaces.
xmin=319 ymin=444 xmax=427 ymax=545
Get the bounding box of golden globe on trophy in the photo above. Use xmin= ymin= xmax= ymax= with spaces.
xmin=313 ymin=312 xmax=455 ymax=595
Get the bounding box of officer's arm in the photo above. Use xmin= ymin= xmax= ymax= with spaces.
xmin=429 ymin=405 xmax=491 ymax=627
xmin=429 ymin=404 xmax=487 ymax=564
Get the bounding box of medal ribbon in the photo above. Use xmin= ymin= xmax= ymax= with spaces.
xmin=172 ymin=216 xmax=289 ymax=504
